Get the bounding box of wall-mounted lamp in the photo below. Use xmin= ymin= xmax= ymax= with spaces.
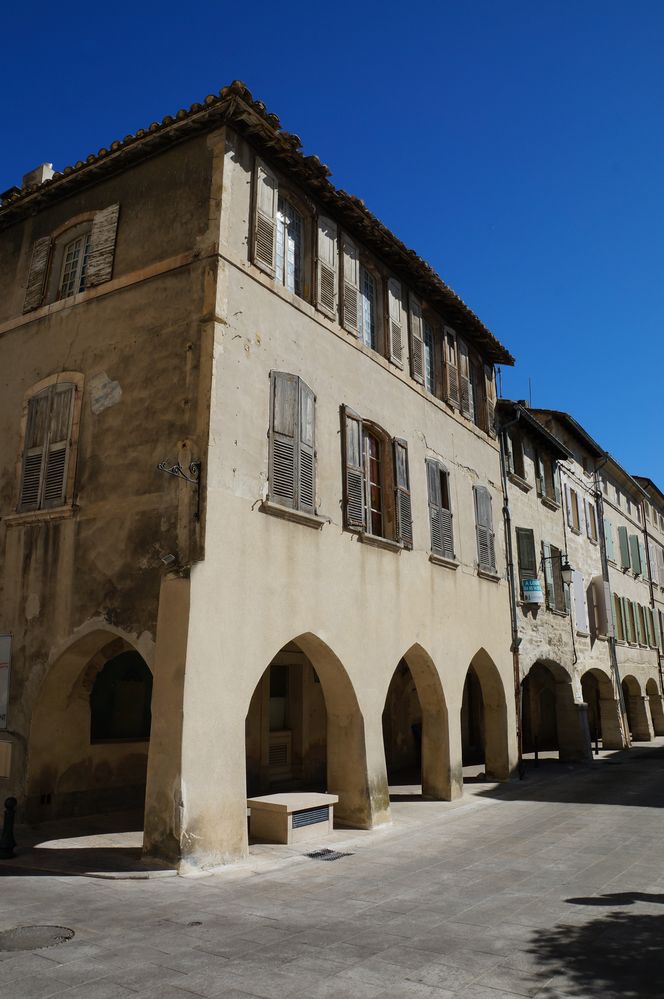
xmin=541 ymin=551 xmax=574 ymax=585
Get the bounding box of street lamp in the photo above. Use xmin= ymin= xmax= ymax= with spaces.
xmin=560 ymin=558 xmax=574 ymax=586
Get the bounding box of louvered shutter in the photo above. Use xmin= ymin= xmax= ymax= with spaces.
xmin=635 ymin=604 xmax=644 ymax=644
xmin=316 ymin=216 xmax=338 ymax=319
xmin=553 ymin=463 xmax=562 ymax=505
xmin=386 ymin=278 xmax=403 ymax=366
xmin=604 ymin=518 xmax=615 ymax=561
xmin=565 ymin=484 xmax=573 ymax=527
xmin=408 ymin=294 xmax=424 ymax=384
xmin=341 ymin=236 xmax=360 ymax=334
xmin=504 ymin=433 xmax=514 ymax=474
xmin=342 ymin=407 xmax=364 ymax=528
xmin=573 ymin=570 xmax=589 ymax=632
xmin=394 ymin=439 xmax=412 ymax=548
xmin=620 ymin=597 xmax=629 ymax=642
xmin=86 ymin=204 xmax=120 ymax=287
xmin=648 ymin=541 xmax=658 ymax=584
xmin=618 ymin=526 xmax=630 ymax=568
xmin=23 ymin=236 xmax=52 ymax=312
xmin=639 ymin=540 xmax=647 ymax=579
xmin=536 ymin=455 xmax=545 ymax=496
xmin=43 ymin=384 xmax=74 ymax=507
xmin=19 ymin=390 xmax=50 ymax=510
xmin=298 ymin=380 xmax=316 ymax=514
xmin=457 ymin=339 xmax=471 ymax=417
xmin=516 ymin=528 xmax=537 ymax=580
xmin=253 ymin=159 xmax=278 ymax=275
xmin=269 ymin=372 xmax=298 ymax=508
xmin=474 ymin=485 xmax=496 ymax=571
xmin=629 ymin=534 xmax=641 ymax=574
xmin=444 ymin=330 xmax=460 ymax=408
xmin=584 ymin=499 xmax=591 ymax=539
xmin=657 ymin=546 xmax=664 ymax=587
xmin=542 ymin=542 xmax=555 ymax=607
xmin=654 ymin=610 xmax=662 ymax=650
xmin=426 ymin=460 xmax=443 ymax=555
xmin=484 ymin=364 xmax=496 ymax=437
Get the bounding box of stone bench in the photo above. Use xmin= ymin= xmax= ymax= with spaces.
xmin=247 ymin=792 xmax=338 ymax=845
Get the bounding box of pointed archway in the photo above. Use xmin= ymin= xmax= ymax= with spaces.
xmin=522 ymin=660 xmax=591 ymax=763
xmin=461 ymin=649 xmax=510 ymax=781
xmin=622 ymin=676 xmax=654 ymax=742
xmin=646 ymin=678 xmax=664 ymax=736
xmin=580 ymin=668 xmax=624 ymax=751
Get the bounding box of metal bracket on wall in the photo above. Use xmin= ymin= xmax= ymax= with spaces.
xmin=157 ymin=460 xmax=202 ymax=520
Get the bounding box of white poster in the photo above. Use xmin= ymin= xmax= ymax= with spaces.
xmin=0 ymin=636 xmax=10 ymax=730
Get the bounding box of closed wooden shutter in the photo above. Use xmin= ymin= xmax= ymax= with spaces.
xmin=457 ymin=339 xmax=471 ymax=418
xmin=504 ymin=433 xmax=514 ymax=474
xmin=474 ymin=485 xmax=496 ymax=571
xmin=639 ymin=540 xmax=647 ymax=579
xmin=86 ymin=204 xmax=120 ymax=287
xmin=386 ymin=278 xmax=403 ymax=366
xmin=484 ymin=364 xmax=496 ymax=437
xmin=629 ymin=534 xmax=641 ymax=574
xmin=552 ymin=463 xmax=562 ymax=505
xmin=298 ymin=380 xmax=316 ymax=514
xmin=444 ymin=330 xmax=460 ymax=408
xmin=648 ymin=541 xmax=658 ymax=584
xmin=43 ymin=384 xmax=74 ymax=507
xmin=542 ymin=542 xmax=554 ymax=607
xmin=19 ymin=390 xmax=50 ymax=509
xmin=573 ymin=570 xmax=589 ymax=632
xmin=565 ymin=484 xmax=573 ymax=527
xmin=657 ymin=546 xmax=664 ymax=587
xmin=408 ymin=294 xmax=424 ymax=384
xmin=269 ymin=372 xmax=298 ymax=508
xmin=516 ymin=528 xmax=537 ymax=581
xmin=253 ymin=159 xmax=278 ymax=275
xmin=341 ymin=236 xmax=360 ymax=334
xmin=618 ymin=526 xmax=630 ymax=569
xmin=550 ymin=545 xmax=566 ymax=612
xmin=19 ymin=383 xmax=74 ymax=511
xmin=536 ymin=455 xmax=545 ymax=496
xmin=342 ymin=406 xmax=364 ymax=528
xmin=604 ymin=518 xmax=615 ymax=561
xmin=316 ymin=216 xmax=338 ymax=319
xmin=393 ymin=438 xmax=412 ymax=548
xmin=23 ymin=236 xmax=52 ymax=312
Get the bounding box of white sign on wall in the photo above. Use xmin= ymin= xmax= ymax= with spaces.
xmin=0 ymin=636 xmax=11 ymax=730
xmin=521 ymin=579 xmax=544 ymax=604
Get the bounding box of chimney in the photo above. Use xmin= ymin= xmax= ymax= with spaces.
xmin=22 ymin=163 xmax=54 ymax=189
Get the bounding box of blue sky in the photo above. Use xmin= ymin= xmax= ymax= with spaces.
xmin=3 ymin=1 xmax=663 ymax=481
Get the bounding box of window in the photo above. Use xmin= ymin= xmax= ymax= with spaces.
xmin=315 ymin=215 xmax=338 ymax=319
xmin=423 ymin=322 xmax=435 ymax=394
xmin=359 ymin=266 xmax=377 ymax=349
xmin=457 ymin=339 xmax=472 ymax=418
xmin=18 ymin=379 xmax=79 ymax=512
xmin=566 ymin=486 xmax=582 ymax=532
xmin=572 ymin=570 xmax=589 ymax=633
xmin=629 ymin=534 xmax=642 ymax=575
xmin=342 ymin=407 xmax=412 ymax=546
xmin=268 ymin=372 xmax=316 ymax=513
xmin=614 ymin=595 xmax=625 ymax=641
xmin=605 ymin=517 xmax=616 ymax=562
xmin=516 ymin=528 xmax=537 ymax=584
xmin=505 ymin=431 xmax=526 ymax=481
xmin=474 ymin=485 xmax=496 ymax=573
xmin=443 ymin=328 xmax=460 ymax=408
xmin=23 ymin=205 xmax=119 ymax=313
xmin=618 ymin=525 xmax=630 ymax=569
xmin=536 ymin=455 xmax=561 ymax=505
xmin=90 ymin=651 xmax=152 ymax=742
xmin=585 ymin=500 xmax=598 ymax=542
xmin=426 ymin=460 xmax=454 ymax=559
xmin=276 ymin=196 xmax=303 ymax=296
xmin=386 ymin=278 xmax=404 ymax=366
xmin=542 ymin=542 xmax=567 ymax=613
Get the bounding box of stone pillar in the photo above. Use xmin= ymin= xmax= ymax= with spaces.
xmin=555 ymin=685 xmax=592 ymax=762
xmin=648 ymin=694 xmax=664 ymax=736
xmin=598 ymin=694 xmax=626 ymax=750
xmin=445 ymin=714 xmax=465 ymax=800
xmin=421 ymin=701 xmax=456 ymax=800
xmin=627 ymin=695 xmax=655 ymax=742
xmin=327 ymin=707 xmax=390 ymax=829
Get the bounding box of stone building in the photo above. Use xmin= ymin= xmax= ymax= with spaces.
xmin=0 ymin=82 xmax=519 ymax=869
xmin=633 ymin=475 xmax=664 ymax=736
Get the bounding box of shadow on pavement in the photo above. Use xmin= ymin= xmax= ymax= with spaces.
xmin=530 ymin=910 xmax=664 ymax=998
xmin=566 ymin=891 xmax=664 ymax=907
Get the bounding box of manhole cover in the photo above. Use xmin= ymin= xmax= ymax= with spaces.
xmin=0 ymin=925 xmax=75 ymax=952
xmin=306 ymin=848 xmax=353 ymax=862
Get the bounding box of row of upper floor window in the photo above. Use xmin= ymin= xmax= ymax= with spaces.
xmin=22 ymin=205 xmax=120 ymax=313
xmin=612 ymin=594 xmax=662 ymax=651
xmin=250 ymin=158 xmax=497 ymax=437
xmin=600 ymin=475 xmax=645 ymax=526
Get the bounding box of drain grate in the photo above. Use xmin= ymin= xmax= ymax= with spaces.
xmin=0 ymin=925 xmax=75 ymax=952
xmin=305 ymin=848 xmax=353 ymax=862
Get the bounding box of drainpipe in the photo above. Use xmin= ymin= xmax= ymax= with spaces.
xmin=498 ymin=409 xmax=524 ymax=778
xmin=594 ymin=457 xmax=630 ymax=747
xmin=641 ymin=505 xmax=664 ymax=698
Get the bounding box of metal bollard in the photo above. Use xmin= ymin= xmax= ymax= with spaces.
xmin=0 ymin=797 xmax=17 ymax=859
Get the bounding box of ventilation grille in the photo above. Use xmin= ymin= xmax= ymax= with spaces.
xmin=269 ymin=741 xmax=289 ymax=767
xmin=292 ymin=806 xmax=329 ymax=829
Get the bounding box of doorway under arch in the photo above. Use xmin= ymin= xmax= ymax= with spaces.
xmin=382 ymin=644 xmax=454 ymax=801
xmin=646 ymin=678 xmax=664 ymax=736
xmin=622 ymin=676 xmax=654 ymax=742
xmin=580 ymin=668 xmax=624 ymax=751
xmin=522 ymin=660 xmax=591 ymax=763
xmin=461 ymin=650 xmax=510 ymax=781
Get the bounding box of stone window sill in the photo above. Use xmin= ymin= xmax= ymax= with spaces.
xmin=260 ymin=501 xmax=329 ymax=530
xmin=547 ymin=606 xmax=568 ymax=618
xmin=576 ymin=629 xmax=590 ymax=638
xmin=541 ymin=496 xmax=560 ymax=511
xmin=508 ymin=472 xmax=531 ymax=492
xmin=429 ymin=553 xmax=459 ymax=570
xmin=570 ymin=527 xmax=582 ymax=536
xmin=358 ymin=532 xmax=403 ymax=553
xmin=3 ymin=505 xmax=76 ymax=527
xmin=477 ymin=567 xmax=500 ymax=582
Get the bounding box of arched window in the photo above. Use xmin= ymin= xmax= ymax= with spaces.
xmin=58 ymin=230 xmax=92 ymax=299
xmin=90 ymin=651 xmax=152 ymax=742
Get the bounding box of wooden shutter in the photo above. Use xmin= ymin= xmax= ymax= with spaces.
xmin=253 ymin=159 xmax=278 ymax=275
xmin=657 ymin=546 xmax=664 ymax=587
xmin=484 ymin=364 xmax=496 ymax=437
xmin=19 ymin=390 xmax=50 ymax=510
xmin=542 ymin=542 xmax=554 ymax=607
xmin=516 ymin=528 xmax=537 ymax=581
xmin=618 ymin=526 xmax=630 ymax=569
xmin=552 ymin=463 xmax=562 ymax=505
xmin=535 ymin=455 xmax=545 ymax=496
xmin=604 ymin=518 xmax=615 ymax=561
xmin=342 ymin=407 xmax=364 ymax=528
xmin=573 ymin=570 xmax=589 ymax=632
xmin=386 ymin=278 xmax=403 ymax=366
xmin=23 ymin=236 xmax=52 ymax=312
xmin=269 ymin=372 xmax=298 ymax=508
xmin=408 ymin=294 xmax=424 ymax=384
xmin=86 ymin=204 xmax=120 ymax=287
xmin=474 ymin=485 xmax=496 ymax=571
xmin=444 ymin=330 xmax=460 ymax=408
xmin=341 ymin=236 xmax=360 ymax=334
xmin=316 ymin=216 xmax=338 ymax=319
xmin=648 ymin=541 xmax=658 ymax=585
xmin=638 ymin=540 xmax=647 ymax=579
xmin=629 ymin=534 xmax=641 ymax=574
xmin=550 ymin=545 xmax=566 ymax=612
xmin=298 ymin=380 xmax=316 ymax=514
xmin=43 ymin=384 xmax=74 ymax=507
xmin=457 ymin=339 xmax=471 ymax=417
xmin=565 ymin=484 xmax=573 ymax=527
xmin=393 ymin=439 xmax=412 ymax=548
xmin=504 ymin=433 xmax=514 ymax=474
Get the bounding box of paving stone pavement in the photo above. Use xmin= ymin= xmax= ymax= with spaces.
xmin=1 ymin=742 xmax=663 ymax=999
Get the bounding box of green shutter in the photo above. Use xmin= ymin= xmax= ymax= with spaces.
xmin=629 ymin=534 xmax=641 ymax=575
xmin=604 ymin=518 xmax=615 ymax=561
xmin=618 ymin=526 xmax=630 ymax=569
xmin=542 ymin=542 xmax=554 ymax=608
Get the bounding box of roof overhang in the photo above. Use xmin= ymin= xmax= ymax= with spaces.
xmin=496 ymin=400 xmax=573 ymax=461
